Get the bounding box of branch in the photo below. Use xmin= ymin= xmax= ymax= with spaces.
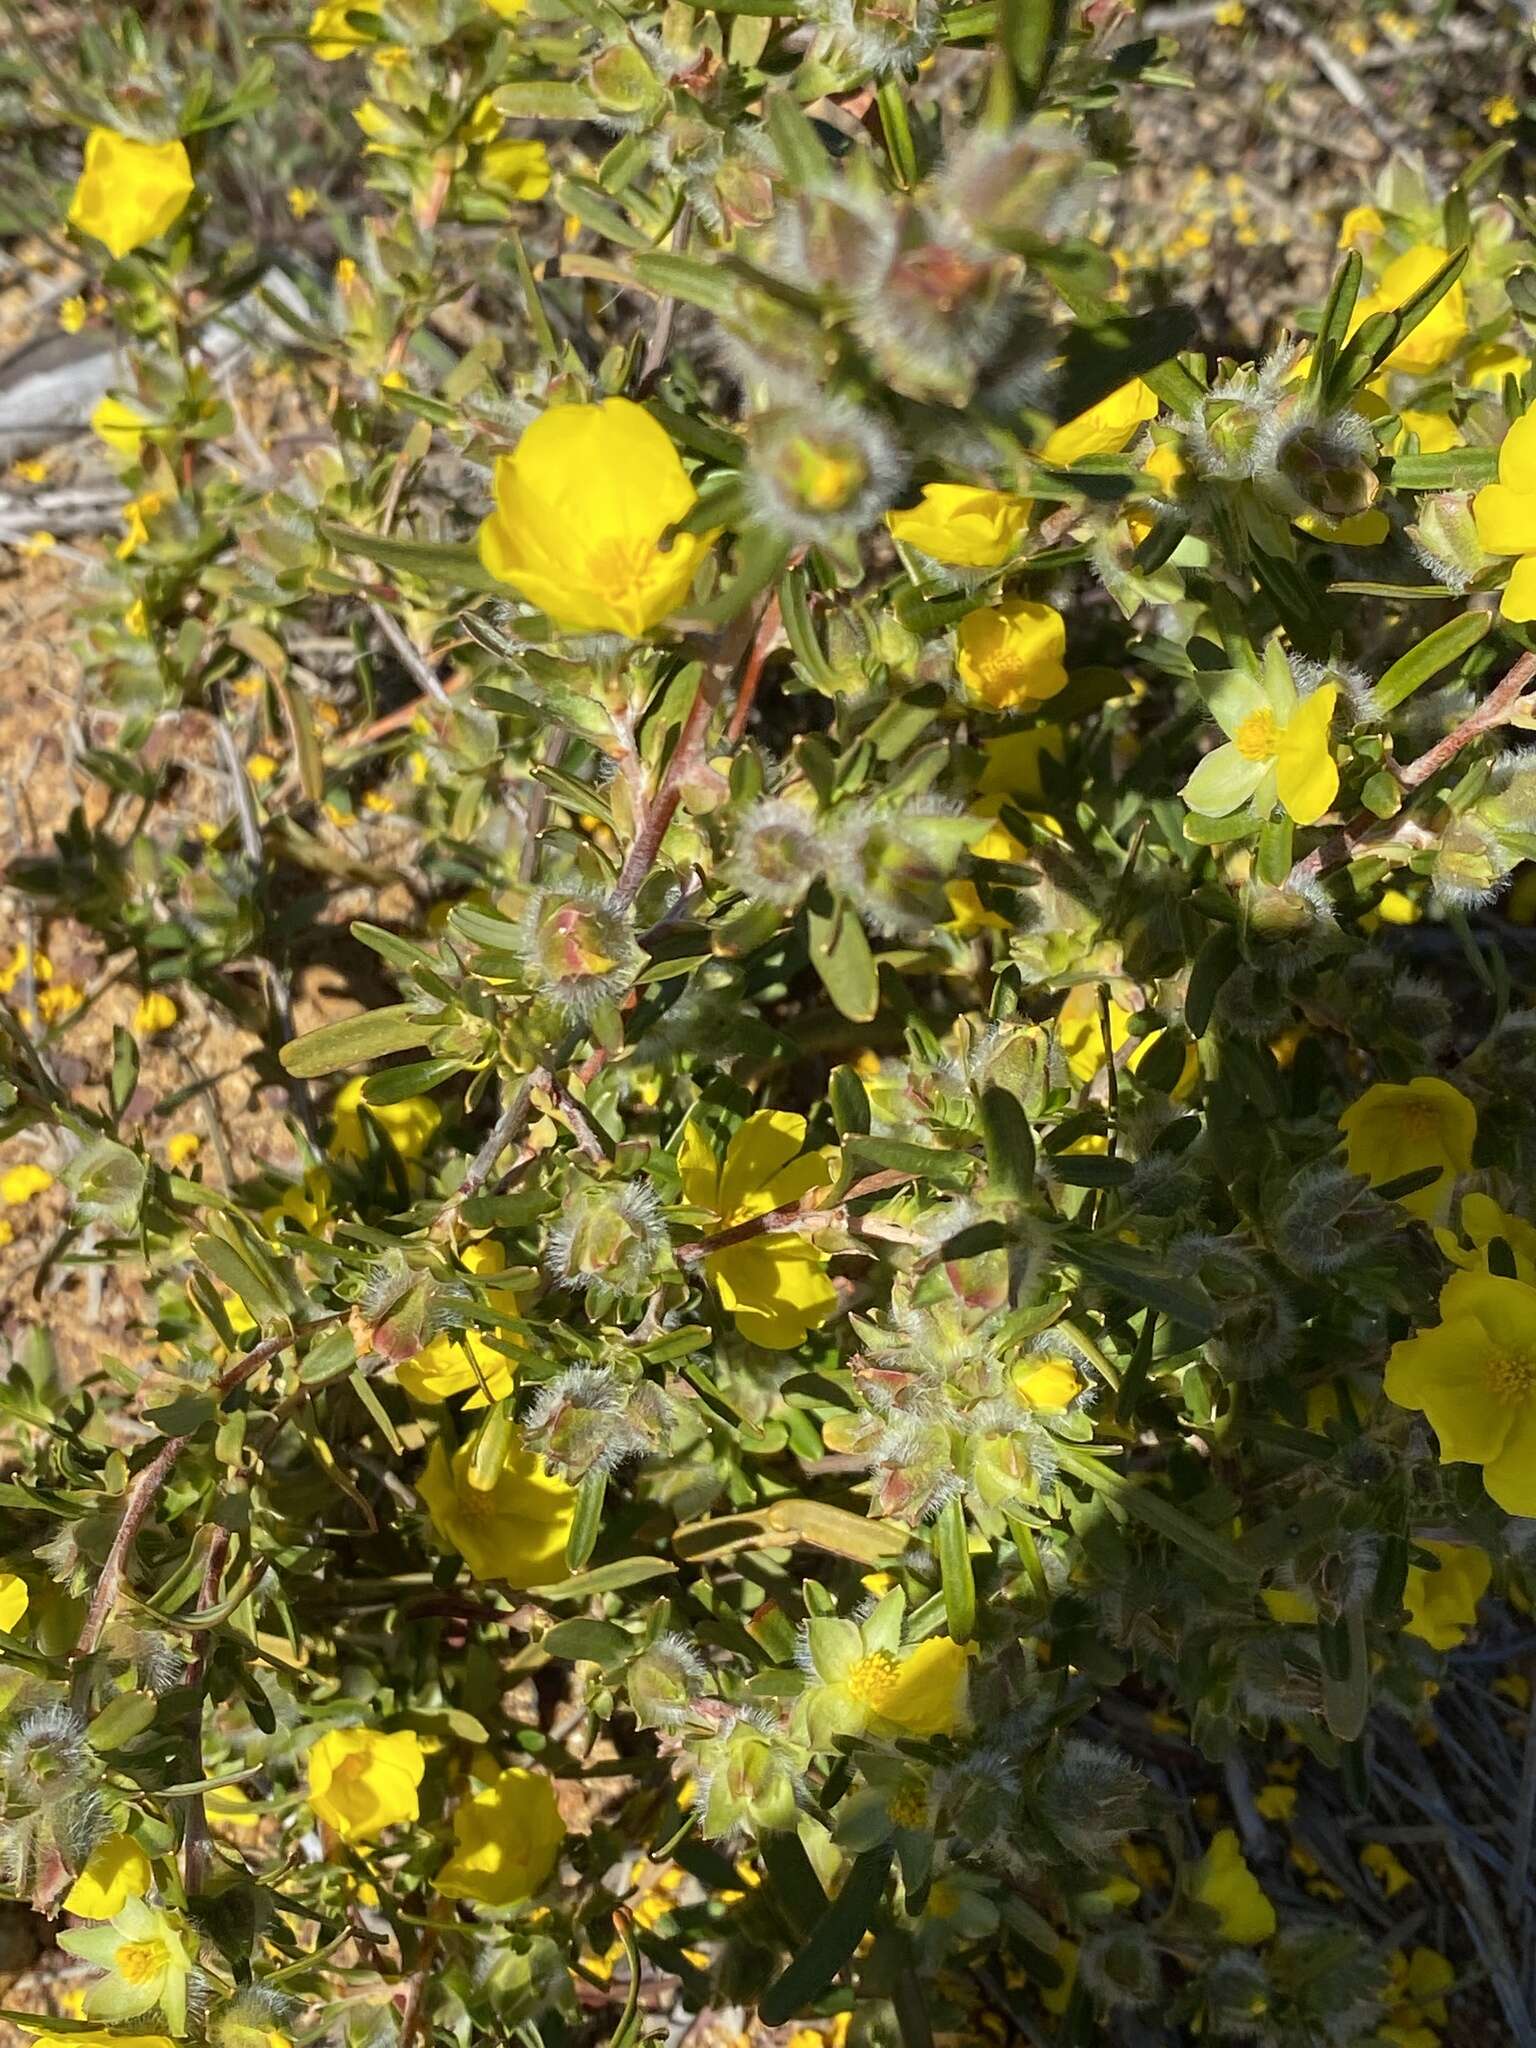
xmin=71 ymin=1315 xmax=343 ymax=1669
xmin=674 ymin=1168 xmax=908 ymax=1264
xmin=1291 ymin=651 xmax=1536 ymax=883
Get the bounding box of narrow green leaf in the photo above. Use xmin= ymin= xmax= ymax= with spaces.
xmin=758 ymin=1846 xmax=894 ymax=2027
xmin=279 ymin=1004 xmax=432 ymax=1078
xmin=980 ymin=1084 xmax=1035 ymax=1198
xmin=936 ymin=1493 xmax=976 ymax=1643
xmin=1376 ymin=611 xmax=1494 ymax=710
xmin=806 ymin=885 xmax=880 ymax=1023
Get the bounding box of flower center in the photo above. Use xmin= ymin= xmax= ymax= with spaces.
xmin=1235 ymin=708 xmax=1279 ymax=760
xmin=888 ymin=1782 xmax=927 ymax=1828
xmin=115 ymin=1938 xmax=167 ymax=1987
xmin=1485 ymin=1354 xmax=1536 ymax=1403
xmin=846 ymin=1648 xmax=901 ymax=1707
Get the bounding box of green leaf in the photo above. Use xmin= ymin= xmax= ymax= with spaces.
xmin=88 ymin=1689 xmax=158 ymax=1750
xmin=996 ymin=0 xmax=1070 ymax=112
xmin=936 ymin=1493 xmax=975 ymax=1643
xmin=980 ymin=1084 xmax=1035 ymax=1198
xmin=530 ymin=1557 xmax=676 ymax=1600
xmin=542 ymin=1618 xmax=632 ymax=1665
xmin=1389 ymin=447 xmax=1498 ymax=491
xmin=1053 ymin=1444 xmax=1256 ymax=1583
xmin=318 ymin=521 xmax=507 ymax=594
xmin=279 ymin=1005 xmax=433 ymax=1078
xmin=1376 ymin=611 xmax=1493 ymax=711
xmin=1308 ymin=249 xmax=1362 ymax=403
xmin=758 ymin=1846 xmax=894 ymax=2027
xmin=1185 ymin=925 xmax=1242 ymax=1038
xmin=566 ymin=1468 xmax=607 ymax=1572
xmin=806 ymin=885 xmax=880 ymax=1023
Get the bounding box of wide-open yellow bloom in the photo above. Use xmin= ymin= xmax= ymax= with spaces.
xmin=1338 ymin=1075 xmax=1475 ymax=1221
xmin=1182 ymin=673 xmax=1338 ymax=827
xmin=435 ymin=1765 xmax=564 ymax=1907
xmin=307 ymin=1726 xmax=425 ymax=1842
xmin=1039 ymin=378 xmax=1158 ymax=466
xmin=1189 ymin=1829 xmax=1276 ymax=1945
xmin=1473 ymin=410 xmax=1536 ymax=620
xmin=68 ymin=131 xmax=194 ymax=260
xmin=956 ymin=599 xmax=1067 ymax=710
xmin=479 ymin=399 xmax=712 ymax=636
xmin=1402 ymin=1540 xmax=1491 ymax=1650
xmin=1385 ymin=1271 xmax=1536 ymax=1513
xmin=63 ymin=1835 xmax=152 ymax=1920
xmin=1349 ymin=243 xmax=1467 ymax=375
xmin=680 ymin=1110 xmax=838 ymax=1349
xmin=418 ymin=1439 xmax=575 ymax=1584
xmin=886 ymin=484 xmax=1028 ymax=569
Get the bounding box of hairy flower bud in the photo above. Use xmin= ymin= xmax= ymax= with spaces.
xmin=747 ymin=399 xmax=903 ymax=542
xmin=1408 ymin=491 xmax=1487 ymax=593
xmin=519 ymin=888 xmax=642 ymax=1018
xmin=725 ymin=798 xmax=827 ymax=908
xmin=1264 ymin=399 xmax=1379 ymax=520
xmin=627 ymin=1631 xmax=711 ymax=1728
xmin=522 ymin=1366 xmax=660 ymax=1477
xmin=545 ymin=1179 xmax=666 ymax=1306
xmin=836 ymin=803 xmax=981 ymax=937
xmin=692 ymin=1709 xmax=808 ymax=1839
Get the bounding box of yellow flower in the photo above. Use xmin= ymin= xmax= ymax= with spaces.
xmin=478 ymin=399 xmax=712 ymax=637
xmin=204 ymin=1784 xmax=263 ymax=1833
xmin=1435 ymin=1190 xmax=1536 ymax=1286
xmin=1254 ymin=1783 xmax=1297 ymax=1822
xmin=68 ymin=131 xmax=194 ymax=260
xmin=1338 ymin=1076 xmax=1475 ymax=1221
xmin=485 ymin=0 xmax=528 ymax=13
xmin=328 ymin=1075 xmax=441 ymax=1162
xmin=56 ymin=1900 xmax=198 ymax=2032
xmin=0 ymin=1573 xmax=27 ymax=1633
xmin=481 ymin=139 xmax=551 ymax=201
xmin=1262 ymin=1587 xmax=1318 ymax=1626
xmin=878 ymin=1636 xmax=971 ymax=1735
xmin=398 ymin=1328 xmax=520 ymax=1408
xmin=679 ymin=1110 xmax=839 ymax=1349
xmin=1467 ymin=339 xmax=1531 ymax=393
xmin=166 ymin=1132 xmax=201 ymax=1170
xmin=1473 ymin=410 xmax=1536 ymax=620
xmin=1183 ymin=672 xmax=1338 ymax=827
xmin=1 ymin=1164 xmax=53 ymax=1205
xmin=1213 ymin=0 xmax=1244 ymax=24
xmin=435 ymin=1765 xmax=564 ymax=1907
xmin=1144 ymin=440 xmax=1188 ymax=499
xmin=1189 ymin=1829 xmax=1276 ymax=1945
xmin=59 ymin=296 xmax=87 ymax=333
xmin=1402 ymin=1540 xmax=1491 ymax=1650
xmin=417 ymin=1438 xmax=576 ymax=1585
xmin=307 ymin=0 xmax=380 ymax=58
xmin=306 ymin=1726 xmax=425 ymax=1841
xmin=1384 ymin=1271 xmax=1536 ymax=1513
xmin=1350 ymin=244 xmax=1467 ymax=376
xmin=26 ymin=2032 xmax=176 ymax=2048
xmin=18 ymin=531 xmax=56 ymax=559
xmin=1487 ymin=94 xmax=1520 ymax=127
xmin=1337 ymin=204 xmax=1384 ymax=251
xmin=1012 ymin=1354 xmax=1081 ymax=1410
xmin=287 ymin=186 xmax=318 ymax=219
xmin=124 ymin=599 xmax=148 ymax=639
xmin=1039 ymin=1936 xmax=1078 ymax=2015
xmin=1383 ymin=1946 xmax=1454 ymax=2046
xmin=886 ymin=483 xmax=1028 ymax=569
xmin=956 ymin=599 xmax=1068 ymax=710
xmin=63 ymin=1835 xmax=153 ymax=1920
xmin=91 ymin=395 xmax=150 ymax=460
xmin=1056 ymin=985 xmax=1197 ymax=1097
xmin=1360 ymin=1842 xmax=1414 ymax=1898
xmin=133 ymin=992 xmax=178 ymax=1037
xmin=1040 ymin=378 xmax=1159 ymax=466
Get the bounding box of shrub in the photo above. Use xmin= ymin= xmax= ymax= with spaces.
xmin=2 ymin=2 xmax=1535 ymax=2043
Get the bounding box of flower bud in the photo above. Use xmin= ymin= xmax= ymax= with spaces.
xmin=1197 ymin=393 xmax=1269 ymax=477
xmin=748 ymin=399 xmax=902 ymax=542
xmin=725 ymin=798 xmax=827 ymax=909
xmin=814 ymin=0 xmax=941 ymax=75
xmin=519 ymin=888 xmax=642 ymax=1018
xmin=1408 ymin=492 xmax=1487 ymax=593
xmin=1269 ymin=404 xmax=1379 ymax=521
xmin=1080 ymin=1927 xmax=1162 ymax=2010
xmin=4 ymin=1706 xmax=89 ymax=1801
xmin=587 ymin=44 xmax=666 ymax=124
xmin=693 ymin=1710 xmax=808 ymax=1839
xmin=627 ymin=1632 xmax=711 ymax=1728
xmin=837 ymin=804 xmax=982 ymax=937
xmin=546 ymin=1178 xmax=666 ymax=1304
